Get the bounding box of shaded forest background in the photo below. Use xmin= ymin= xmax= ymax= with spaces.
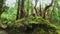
xmin=0 ymin=0 xmax=60 ymax=34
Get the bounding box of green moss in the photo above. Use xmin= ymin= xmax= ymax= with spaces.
xmin=0 ymin=16 xmax=59 ymax=34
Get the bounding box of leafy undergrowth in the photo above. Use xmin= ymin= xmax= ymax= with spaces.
xmin=0 ymin=16 xmax=60 ymax=34
xmin=50 ymin=23 xmax=60 ymax=34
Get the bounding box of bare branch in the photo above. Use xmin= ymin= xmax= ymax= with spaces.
xmin=42 ymin=0 xmax=54 ymax=19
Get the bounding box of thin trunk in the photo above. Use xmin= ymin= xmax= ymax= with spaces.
xmin=40 ymin=0 xmax=42 ymax=16
xmin=27 ymin=0 xmax=29 ymax=17
xmin=34 ymin=0 xmax=38 ymax=16
xmin=40 ymin=5 xmax=42 ymax=16
xmin=42 ymin=0 xmax=54 ymax=19
xmin=32 ymin=0 xmax=38 ymax=16
xmin=20 ymin=0 xmax=27 ymax=18
xmin=0 ymin=0 xmax=3 ymax=19
xmin=16 ymin=0 xmax=20 ymax=20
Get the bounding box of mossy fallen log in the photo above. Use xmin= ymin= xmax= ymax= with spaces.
xmin=0 ymin=16 xmax=59 ymax=34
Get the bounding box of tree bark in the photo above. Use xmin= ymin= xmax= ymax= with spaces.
xmin=20 ymin=0 xmax=27 ymax=18
xmin=16 ymin=0 xmax=20 ymax=20
xmin=42 ymin=0 xmax=54 ymax=19
xmin=34 ymin=0 xmax=38 ymax=16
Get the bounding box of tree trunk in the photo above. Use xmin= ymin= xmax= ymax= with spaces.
xmin=42 ymin=0 xmax=54 ymax=19
xmin=0 ymin=0 xmax=3 ymax=19
xmin=34 ymin=0 xmax=38 ymax=16
xmin=39 ymin=5 xmax=42 ymax=16
xmin=20 ymin=0 xmax=27 ymax=18
xmin=16 ymin=0 xmax=20 ymax=20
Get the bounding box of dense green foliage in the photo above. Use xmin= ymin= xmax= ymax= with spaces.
xmin=0 ymin=0 xmax=60 ymax=34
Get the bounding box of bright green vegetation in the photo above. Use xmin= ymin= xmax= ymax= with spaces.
xmin=0 ymin=0 xmax=60 ymax=34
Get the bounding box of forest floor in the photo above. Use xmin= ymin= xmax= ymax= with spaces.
xmin=50 ymin=22 xmax=60 ymax=34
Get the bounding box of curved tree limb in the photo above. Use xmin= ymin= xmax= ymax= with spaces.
xmin=42 ymin=0 xmax=54 ymax=19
